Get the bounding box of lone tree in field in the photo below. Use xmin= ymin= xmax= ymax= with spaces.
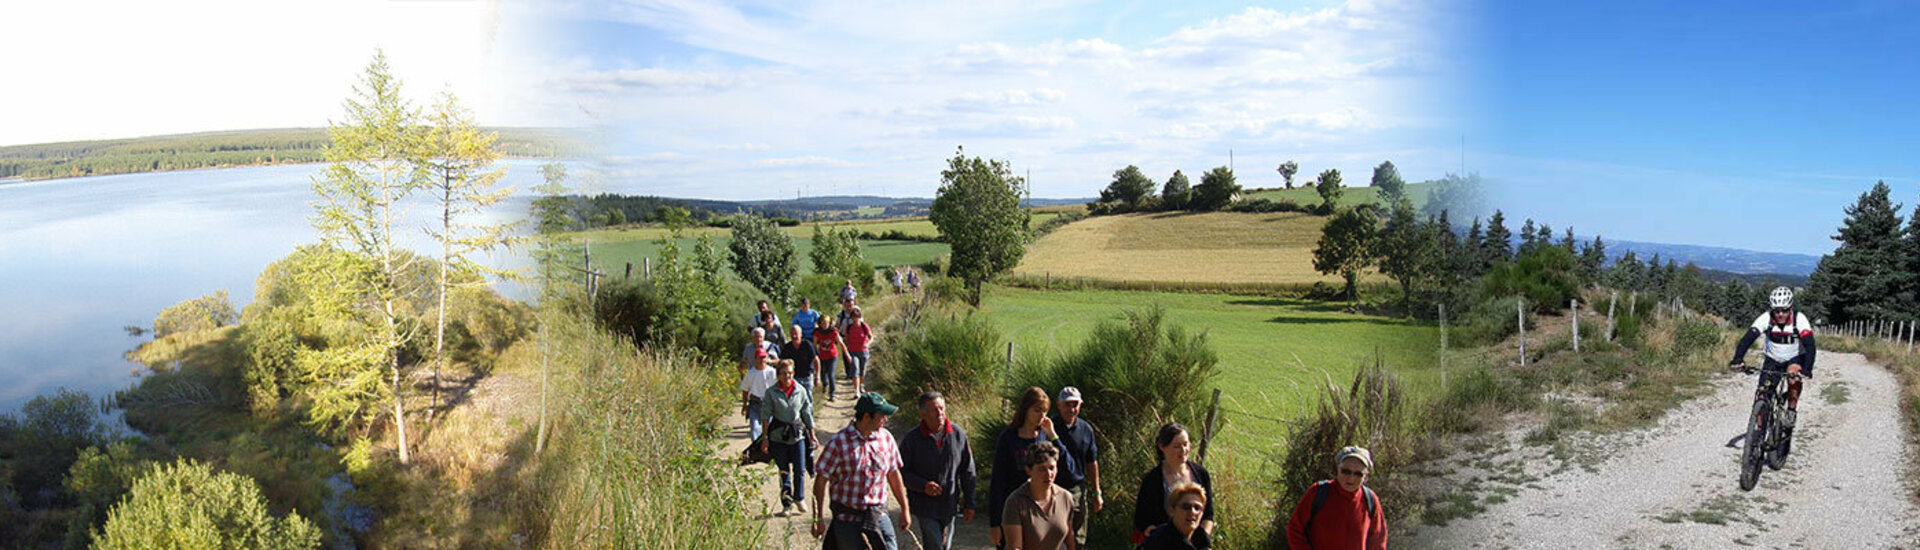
xmin=1277 ymin=160 xmax=1299 ymax=190
xmin=1370 ymin=160 xmax=1405 ymax=204
xmin=311 ymin=50 xmax=426 ymax=464
xmin=1100 ymin=165 xmax=1156 ymax=208
xmin=1190 ymin=166 xmax=1239 ymax=211
xmin=931 ymin=146 xmax=1029 ymax=306
xmin=417 ymin=90 xmax=513 ymax=417
xmin=1161 ymin=170 xmax=1191 ymax=211
xmin=729 ymin=214 xmax=798 ymax=306
xmin=1314 ymin=205 xmax=1377 ymax=303
xmin=1315 ymin=168 xmax=1344 ymax=212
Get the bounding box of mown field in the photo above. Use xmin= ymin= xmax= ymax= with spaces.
xmin=979 ymin=285 xmax=1441 ymax=451
xmin=1013 ymin=211 xmax=1383 ymax=286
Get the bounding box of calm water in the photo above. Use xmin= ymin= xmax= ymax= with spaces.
xmin=0 ymin=162 xmax=550 ymax=414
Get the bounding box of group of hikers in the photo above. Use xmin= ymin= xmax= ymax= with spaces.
xmin=737 ymin=278 xmax=1388 ymax=549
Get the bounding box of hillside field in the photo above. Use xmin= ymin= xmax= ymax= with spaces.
xmin=1013 ymin=211 xmax=1384 ymax=286
xmin=1244 ymin=181 xmax=1433 ymax=210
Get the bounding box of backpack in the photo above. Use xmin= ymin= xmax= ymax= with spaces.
xmin=1305 ymin=481 xmax=1378 ymax=536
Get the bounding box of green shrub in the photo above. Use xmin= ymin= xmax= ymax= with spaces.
xmin=1270 ymin=363 xmax=1417 ymax=549
xmin=1480 ymin=246 xmax=1581 ymax=315
xmin=1425 ymin=366 xmax=1532 ymax=434
xmin=1454 ymin=295 xmax=1527 ymax=347
xmin=993 ymin=307 xmax=1219 ymax=548
xmin=594 ymin=274 xmax=756 ymax=361
xmin=94 ymin=459 xmax=321 ymax=550
xmin=1032 ymin=210 xmax=1087 ymax=237
xmin=153 ymin=290 xmax=238 ymax=338
xmin=446 ymin=285 xmax=535 ymax=361
xmin=1 ymin=389 xmax=107 ymax=508
xmin=62 ymin=441 xmax=155 ymax=549
xmin=239 ymin=313 xmax=301 ymax=417
xmin=871 ymin=313 xmax=1006 ymax=428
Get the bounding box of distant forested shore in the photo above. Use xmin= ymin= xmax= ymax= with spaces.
xmin=0 ymin=127 xmax=577 ymax=181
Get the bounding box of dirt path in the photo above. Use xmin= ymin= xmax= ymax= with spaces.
xmin=1408 ymin=352 xmax=1920 ymax=549
xmin=721 ymin=291 xmax=997 ymax=550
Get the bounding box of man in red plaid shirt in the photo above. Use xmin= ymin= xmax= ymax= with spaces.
xmin=812 ymin=392 xmax=912 ymax=549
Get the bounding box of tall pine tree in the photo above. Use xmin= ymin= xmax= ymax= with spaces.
xmin=1806 ymin=181 xmax=1906 ymax=323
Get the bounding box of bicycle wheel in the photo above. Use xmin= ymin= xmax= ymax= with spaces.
xmin=1739 ymin=398 xmax=1767 ymax=491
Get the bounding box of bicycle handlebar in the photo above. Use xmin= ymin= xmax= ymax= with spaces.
xmin=1733 ymin=363 xmax=1803 ymax=379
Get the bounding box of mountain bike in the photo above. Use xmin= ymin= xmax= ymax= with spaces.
xmin=1735 ymin=362 xmax=1800 ymax=491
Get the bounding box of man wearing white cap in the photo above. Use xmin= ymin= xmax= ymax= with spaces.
xmin=1284 ymin=445 xmax=1386 ymax=550
xmin=1052 ymin=386 xmax=1102 ymax=548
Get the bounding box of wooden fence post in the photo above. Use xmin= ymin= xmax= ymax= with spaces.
xmin=1606 ymin=291 xmax=1618 ymax=342
xmin=1198 ymin=389 xmax=1222 ymax=467
xmin=1439 ymin=303 xmax=1449 ymax=390
xmin=1518 ymin=298 xmax=1527 ymax=367
xmin=1571 ymin=299 xmax=1581 ymax=352
xmin=1007 ymin=341 xmax=1014 ymax=364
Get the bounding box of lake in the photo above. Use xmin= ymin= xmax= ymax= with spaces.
xmin=0 ymin=162 xmax=555 ymax=414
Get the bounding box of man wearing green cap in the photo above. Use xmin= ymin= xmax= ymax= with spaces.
xmin=813 ymin=392 xmax=913 ymax=549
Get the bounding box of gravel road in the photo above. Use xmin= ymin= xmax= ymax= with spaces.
xmin=1409 ymin=352 xmax=1919 ymax=549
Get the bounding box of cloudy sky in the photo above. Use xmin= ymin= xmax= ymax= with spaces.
xmin=541 ymin=0 xmax=1474 ymax=200
xmin=0 ymin=0 xmax=567 ymax=147
xmin=1474 ymin=1 xmax=1920 ymax=256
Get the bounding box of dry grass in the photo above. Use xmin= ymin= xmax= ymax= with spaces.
xmin=1012 ymin=211 xmax=1379 ymax=285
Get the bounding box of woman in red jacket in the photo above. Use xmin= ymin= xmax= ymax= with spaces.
xmin=1283 ymin=446 xmax=1386 ymax=550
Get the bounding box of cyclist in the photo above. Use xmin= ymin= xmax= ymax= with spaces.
xmin=1728 ymin=286 xmax=1817 ymax=433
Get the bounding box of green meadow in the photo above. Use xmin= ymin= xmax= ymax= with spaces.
xmin=978 ymin=285 xmax=1441 ymax=451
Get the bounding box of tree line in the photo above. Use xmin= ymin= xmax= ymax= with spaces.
xmin=1088 ymin=160 xmax=1419 ymax=216
xmin=1803 ymin=181 xmax=1920 ymax=325
xmin=0 ymin=127 xmax=571 ymax=181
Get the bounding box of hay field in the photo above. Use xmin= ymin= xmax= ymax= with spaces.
xmin=1013 ymin=211 xmax=1381 ymax=285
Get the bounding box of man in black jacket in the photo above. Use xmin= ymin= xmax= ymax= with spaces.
xmin=898 ymin=391 xmax=977 ymax=550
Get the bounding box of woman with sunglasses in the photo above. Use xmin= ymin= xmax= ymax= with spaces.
xmin=1284 ymin=446 xmax=1386 ymax=550
xmin=1136 ymin=481 xmax=1210 ymax=549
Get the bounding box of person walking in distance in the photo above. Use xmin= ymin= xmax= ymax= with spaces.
xmin=1051 ymin=387 xmax=1102 ymax=548
xmin=840 ymin=278 xmax=859 ymax=304
xmin=899 ymin=391 xmax=977 ymax=550
xmin=761 ymin=359 xmax=816 ymax=516
xmin=782 ymin=325 xmax=820 ymax=393
xmin=1284 ymin=446 xmax=1386 ymax=550
xmin=990 ymin=388 xmax=1077 ymax=548
xmin=812 ymin=393 xmax=913 ymax=550
xmin=813 ymin=316 xmax=849 ymax=402
xmin=844 ymin=306 xmax=875 ymax=396
xmin=739 ymin=349 xmax=776 ymax=442
xmin=793 ymin=297 xmax=824 ymax=342
xmin=1133 ymin=423 xmax=1214 ymax=546
xmin=753 ymin=299 xmax=785 ymax=345
xmin=741 ymin=327 xmax=779 ymax=373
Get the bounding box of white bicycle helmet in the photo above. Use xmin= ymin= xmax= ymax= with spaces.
xmin=1768 ymin=286 xmax=1794 ymax=309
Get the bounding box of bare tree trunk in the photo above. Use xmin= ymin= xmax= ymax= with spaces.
xmin=433 ymin=180 xmax=450 ymax=418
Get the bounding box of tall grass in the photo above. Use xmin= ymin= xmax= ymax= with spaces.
xmin=992 ymin=307 xmax=1221 ymax=549
xmin=1269 ymin=362 xmax=1418 ymax=549
xmin=538 ymin=314 xmax=763 ymax=549
xmin=868 ymin=312 xmax=1007 ymax=429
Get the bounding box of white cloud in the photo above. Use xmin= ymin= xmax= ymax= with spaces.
xmin=575 ymin=0 xmax=1465 ymax=199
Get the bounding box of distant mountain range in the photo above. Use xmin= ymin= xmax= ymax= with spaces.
xmin=1605 ymin=238 xmax=1821 ymax=279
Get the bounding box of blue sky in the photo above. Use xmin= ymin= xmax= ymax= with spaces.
xmin=1473 ymin=1 xmax=1920 ymax=256
xmin=539 ymin=0 xmax=1474 ymax=200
